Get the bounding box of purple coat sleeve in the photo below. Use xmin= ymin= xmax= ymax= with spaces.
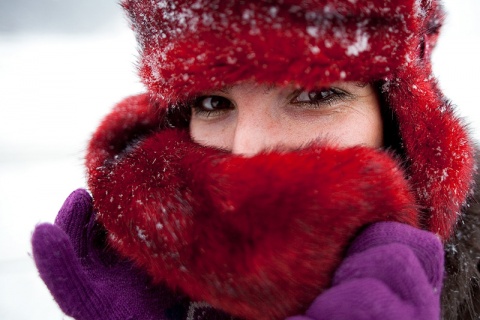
xmin=286 ymin=222 xmax=444 ymax=320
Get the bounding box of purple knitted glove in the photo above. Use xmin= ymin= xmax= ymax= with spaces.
xmin=31 ymin=189 xmax=184 ymax=320
xmin=286 ymin=222 xmax=444 ymax=320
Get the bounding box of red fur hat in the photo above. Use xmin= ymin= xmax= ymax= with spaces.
xmin=120 ymin=0 xmax=474 ymax=239
xmin=85 ymin=0 xmax=476 ymax=318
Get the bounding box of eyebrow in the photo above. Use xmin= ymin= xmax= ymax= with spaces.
xmin=263 ymin=84 xmax=276 ymax=94
xmin=219 ymin=85 xmax=233 ymax=94
xmin=355 ymin=81 xmax=368 ymax=88
xmin=217 ymin=81 xmax=367 ymax=94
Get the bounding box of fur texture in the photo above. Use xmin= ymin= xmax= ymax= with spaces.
xmin=85 ymin=0 xmax=477 ymax=318
xmin=124 ymin=0 xmax=421 ymax=101
xmin=120 ymin=0 xmax=475 ymax=240
xmin=87 ymin=95 xmax=418 ymax=319
xmin=442 ymin=154 xmax=480 ymax=320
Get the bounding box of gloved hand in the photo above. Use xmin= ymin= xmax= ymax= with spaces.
xmin=31 ymin=190 xmax=444 ymax=320
xmin=31 ymin=189 xmax=184 ymax=320
xmin=286 ymin=222 xmax=444 ymax=320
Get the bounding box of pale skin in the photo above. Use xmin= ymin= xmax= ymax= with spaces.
xmin=189 ymin=82 xmax=383 ymax=155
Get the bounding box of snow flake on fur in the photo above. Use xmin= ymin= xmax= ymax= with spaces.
xmin=85 ymin=0 xmax=476 ymax=318
xmin=119 ymin=0 xmax=474 ymax=240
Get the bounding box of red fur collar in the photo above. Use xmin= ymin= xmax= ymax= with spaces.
xmin=87 ymin=95 xmax=418 ymax=319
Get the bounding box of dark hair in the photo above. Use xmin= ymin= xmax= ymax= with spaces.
xmin=163 ymin=103 xmax=191 ymax=129
xmin=374 ymin=80 xmax=404 ymax=156
xmin=442 ymin=161 xmax=480 ymax=320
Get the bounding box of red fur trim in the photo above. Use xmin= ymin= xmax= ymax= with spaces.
xmin=86 ymin=94 xmax=165 ymax=172
xmin=117 ymin=0 xmax=475 ymax=239
xmin=387 ymin=65 xmax=475 ymax=239
xmin=87 ymin=97 xmax=418 ymax=319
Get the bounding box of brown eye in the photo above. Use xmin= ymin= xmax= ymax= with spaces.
xmin=191 ymin=95 xmax=234 ymax=118
xmin=294 ymin=89 xmax=337 ymax=103
xmin=197 ymin=96 xmax=233 ymax=111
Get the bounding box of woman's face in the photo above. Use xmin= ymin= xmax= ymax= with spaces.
xmin=189 ymin=82 xmax=383 ymax=156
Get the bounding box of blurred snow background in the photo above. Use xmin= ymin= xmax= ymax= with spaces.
xmin=0 ymin=0 xmax=479 ymax=319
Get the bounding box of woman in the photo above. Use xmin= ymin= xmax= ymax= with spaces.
xmin=32 ymin=0 xmax=480 ymax=319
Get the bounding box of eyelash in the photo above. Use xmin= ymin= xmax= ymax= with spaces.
xmin=290 ymin=88 xmax=350 ymax=109
xmin=191 ymin=88 xmax=351 ymax=118
xmin=191 ymin=96 xmax=234 ymax=118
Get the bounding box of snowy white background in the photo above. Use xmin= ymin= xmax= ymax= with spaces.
xmin=0 ymin=1 xmax=479 ymax=319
